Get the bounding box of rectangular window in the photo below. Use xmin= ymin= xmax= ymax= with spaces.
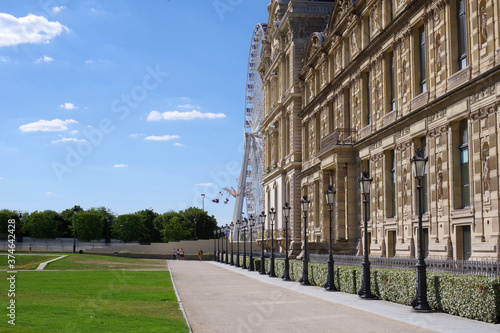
xmin=389 ymin=0 xmax=393 ymax=21
xmin=459 ymin=120 xmax=470 ymax=207
xmin=390 ymin=150 xmax=396 ymax=217
xmin=418 ymin=26 xmax=426 ymax=93
xmin=457 ymin=0 xmax=467 ymax=70
xmin=366 ymin=72 xmax=371 ymax=125
xmin=390 ymin=52 xmax=396 ymax=111
xmin=329 ymin=100 xmax=335 ymax=132
xmin=345 ymin=88 xmax=351 ymax=130
xmin=421 ymin=137 xmax=428 ymax=213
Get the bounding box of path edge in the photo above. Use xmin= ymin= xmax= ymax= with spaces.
xmin=167 ymin=260 xmax=193 ymax=333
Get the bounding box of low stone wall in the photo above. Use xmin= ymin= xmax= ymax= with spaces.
xmin=84 ymin=239 xmax=260 ymax=258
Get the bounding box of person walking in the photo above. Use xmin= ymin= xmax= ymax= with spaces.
xmin=176 ymin=249 xmax=180 ymax=260
xmin=180 ymin=248 xmax=185 ymax=260
xmin=198 ymin=248 xmax=203 ymax=261
xmin=172 ymin=248 xmax=177 ymax=260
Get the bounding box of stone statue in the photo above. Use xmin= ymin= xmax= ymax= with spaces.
xmin=483 ymin=149 xmax=491 ymax=192
xmin=437 ymin=163 xmax=443 ymax=201
xmin=436 ymin=35 xmax=442 ymax=71
xmin=402 ymin=61 xmax=408 ymax=93
xmin=481 ymin=4 xmax=488 ymax=43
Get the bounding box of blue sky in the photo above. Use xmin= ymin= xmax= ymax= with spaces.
xmin=0 ymin=0 xmax=270 ymax=226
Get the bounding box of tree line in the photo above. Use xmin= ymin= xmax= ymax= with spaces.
xmin=0 ymin=207 xmax=218 ymax=244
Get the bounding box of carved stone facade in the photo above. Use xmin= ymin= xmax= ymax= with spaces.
xmin=260 ymin=0 xmax=500 ymax=260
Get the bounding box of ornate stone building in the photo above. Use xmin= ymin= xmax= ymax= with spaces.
xmin=260 ymin=0 xmax=500 ymax=260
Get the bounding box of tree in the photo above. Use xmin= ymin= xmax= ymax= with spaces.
xmin=154 ymin=212 xmax=191 ymax=242
xmin=22 ymin=211 xmax=63 ymax=239
xmin=86 ymin=207 xmax=116 ymax=240
xmin=60 ymin=205 xmax=83 ymax=237
xmin=0 ymin=210 xmax=19 ymax=240
xmin=72 ymin=212 xmax=103 ymax=242
xmin=135 ymin=208 xmax=160 ymax=243
xmin=112 ymin=214 xmax=148 ymax=243
xmin=178 ymin=207 xmax=218 ymax=239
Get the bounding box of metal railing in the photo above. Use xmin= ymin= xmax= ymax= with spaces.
xmin=308 ymin=254 xmax=500 ymax=277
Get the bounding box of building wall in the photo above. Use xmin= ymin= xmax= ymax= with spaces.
xmin=261 ymin=0 xmax=500 ymax=260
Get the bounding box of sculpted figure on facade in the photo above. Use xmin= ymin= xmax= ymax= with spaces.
xmin=436 ymin=34 xmax=442 ymax=72
xmin=437 ymin=161 xmax=443 ymax=201
xmin=351 ymin=27 xmax=359 ymax=54
xmin=480 ymin=2 xmax=488 ymax=43
xmin=483 ymin=148 xmax=491 ymax=192
xmin=402 ymin=60 xmax=409 ymax=95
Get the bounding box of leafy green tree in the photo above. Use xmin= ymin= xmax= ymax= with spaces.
xmin=22 ymin=211 xmax=63 ymax=239
xmin=154 ymin=212 xmax=191 ymax=242
xmin=60 ymin=206 xmax=83 ymax=237
xmin=72 ymin=212 xmax=103 ymax=242
xmin=86 ymin=207 xmax=116 ymax=240
xmin=178 ymin=207 xmax=218 ymax=240
xmin=0 ymin=210 xmax=19 ymax=240
xmin=112 ymin=214 xmax=148 ymax=243
xmin=135 ymin=208 xmax=160 ymax=243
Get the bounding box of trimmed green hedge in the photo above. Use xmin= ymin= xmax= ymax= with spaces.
xmin=251 ymin=257 xmax=500 ymax=323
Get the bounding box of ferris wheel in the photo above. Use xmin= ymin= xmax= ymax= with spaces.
xmin=232 ymin=23 xmax=267 ymax=229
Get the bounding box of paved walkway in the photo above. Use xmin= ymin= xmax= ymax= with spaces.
xmin=168 ymin=260 xmax=497 ymax=333
xmin=35 ymin=255 xmax=67 ymax=270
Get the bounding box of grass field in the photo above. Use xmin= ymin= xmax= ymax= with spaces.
xmin=0 ymin=254 xmax=188 ymax=332
xmin=0 ymin=254 xmax=63 ymax=270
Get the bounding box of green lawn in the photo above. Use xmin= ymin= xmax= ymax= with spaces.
xmin=44 ymin=254 xmax=168 ymax=270
xmin=0 ymin=255 xmax=188 ymax=332
xmin=0 ymin=254 xmax=62 ymax=270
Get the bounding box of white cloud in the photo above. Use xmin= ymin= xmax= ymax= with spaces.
xmin=19 ymin=119 xmax=77 ymax=132
xmin=0 ymin=177 xmax=3 ymax=180
xmin=0 ymin=56 xmax=8 ymax=62
xmin=128 ymin=133 xmax=145 ymax=138
xmin=174 ymin=143 xmax=186 ymax=147
xmin=0 ymin=13 xmax=68 ymax=47
xmin=85 ymin=59 xmax=93 ymax=64
xmin=147 ymin=110 xmax=226 ymax=121
xmin=52 ymin=6 xmax=66 ymax=14
xmin=59 ymin=102 xmax=78 ymax=110
xmin=45 ymin=192 xmax=52 ymax=195
xmin=34 ymin=55 xmax=53 ymax=63
xmin=114 ymin=164 xmax=128 ymax=168
xmin=196 ymin=183 xmax=213 ymax=186
xmin=177 ymin=104 xmax=201 ymax=110
xmin=144 ymin=135 xmax=181 ymax=142
xmin=51 ymin=137 xmax=86 ymax=144
xmin=69 ymin=130 xmax=79 ymax=135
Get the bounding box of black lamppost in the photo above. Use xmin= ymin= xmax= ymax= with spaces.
xmin=358 ymin=171 xmax=374 ymax=299
xmin=268 ymin=208 xmax=276 ymax=277
xmin=17 ymin=213 xmax=23 ymax=243
xmin=324 ymin=184 xmax=338 ymax=291
xmin=217 ymin=227 xmax=221 ymax=262
xmin=300 ymin=196 xmax=310 ymax=285
xmin=72 ymin=206 xmax=78 ymax=254
xmin=282 ymin=202 xmax=291 ymax=281
xmin=224 ymin=224 xmax=229 ymax=264
xmin=235 ymin=220 xmax=241 ymax=267
xmin=259 ymin=212 xmax=266 ymax=275
xmin=105 ymin=216 xmax=110 ymax=244
xmin=248 ymin=215 xmax=255 ymax=271
xmin=411 ymin=147 xmax=431 ymax=311
xmin=230 ymin=222 xmax=235 ymax=265
xmin=213 ymin=229 xmax=217 ymax=261
xmin=242 ymin=218 xmax=248 ymax=269
xmin=193 ymin=217 xmax=197 ymax=239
